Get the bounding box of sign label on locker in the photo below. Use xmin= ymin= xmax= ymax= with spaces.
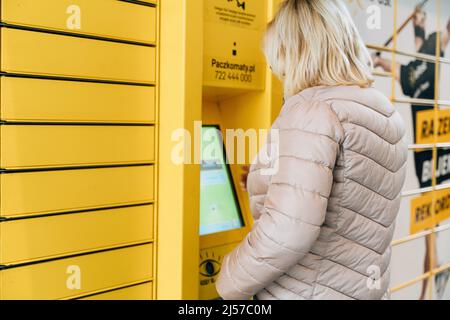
xmin=203 ymin=0 xmax=267 ymax=90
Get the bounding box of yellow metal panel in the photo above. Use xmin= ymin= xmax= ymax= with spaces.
xmin=1 ymin=28 xmax=156 ymax=83
xmin=0 ymin=244 xmax=153 ymax=300
xmin=0 ymin=205 xmax=154 ymax=265
xmin=1 ymin=125 xmax=155 ymax=169
xmin=79 ymin=282 xmax=153 ymax=300
xmin=0 ymin=165 xmax=154 ymax=218
xmin=158 ymin=0 xmax=203 ymax=299
xmin=1 ymin=77 xmax=155 ymax=123
xmin=1 ymin=0 xmax=156 ymax=44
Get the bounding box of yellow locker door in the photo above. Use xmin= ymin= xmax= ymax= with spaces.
xmin=1 ymin=28 xmax=156 ymax=83
xmin=1 ymin=0 xmax=157 ymax=44
xmin=0 ymin=244 xmax=153 ymax=300
xmin=0 ymin=205 xmax=154 ymax=265
xmin=1 ymin=125 xmax=155 ymax=169
xmin=1 ymin=77 xmax=156 ymax=123
xmin=0 ymin=165 xmax=154 ymax=218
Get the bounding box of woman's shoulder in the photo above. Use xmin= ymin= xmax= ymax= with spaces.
xmin=277 ymin=85 xmax=399 ymax=144
xmin=293 ymin=85 xmax=395 ymax=117
xmin=280 ymin=85 xmax=404 ymax=146
xmin=276 ymin=88 xmax=345 ymax=144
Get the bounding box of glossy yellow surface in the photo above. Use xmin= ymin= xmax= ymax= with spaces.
xmin=0 ymin=244 xmax=153 ymax=300
xmin=0 ymin=205 xmax=154 ymax=265
xmin=157 ymin=0 xmax=202 ymax=299
xmin=0 ymin=165 xmax=154 ymax=218
xmin=79 ymin=282 xmax=153 ymax=300
xmin=1 ymin=28 xmax=156 ymax=83
xmin=1 ymin=125 xmax=155 ymax=169
xmin=1 ymin=0 xmax=156 ymax=43
xmin=1 ymin=77 xmax=155 ymax=123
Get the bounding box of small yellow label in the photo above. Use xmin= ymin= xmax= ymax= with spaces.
xmin=410 ymin=189 xmax=450 ymax=234
xmin=415 ymin=109 xmax=450 ymax=144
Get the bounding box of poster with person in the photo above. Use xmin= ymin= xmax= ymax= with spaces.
xmin=345 ymin=0 xmax=450 ymax=300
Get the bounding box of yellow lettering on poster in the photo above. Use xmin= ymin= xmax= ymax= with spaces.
xmin=410 ymin=189 xmax=450 ymax=234
xmin=416 ymin=109 xmax=450 ymax=145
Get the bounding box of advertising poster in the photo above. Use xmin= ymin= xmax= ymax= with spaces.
xmin=346 ymin=0 xmax=450 ymax=300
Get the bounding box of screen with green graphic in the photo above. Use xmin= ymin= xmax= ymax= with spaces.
xmin=200 ymin=125 xmax=244 ymax=236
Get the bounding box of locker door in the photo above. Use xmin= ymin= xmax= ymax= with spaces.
xmin=1 ymin=28 xmax=156 ymax=83
xmin=0 ymin=205 xmax=154 ymax=265
xmin=1 ymin=77 xmax=156 ymax=123
xmin=2 ymin=0 xmax=157 ymax=44
xmin=1 ymin=165 xmax=154 ymax=218
xmin=0 ymin=244 xmax=153 ymax=300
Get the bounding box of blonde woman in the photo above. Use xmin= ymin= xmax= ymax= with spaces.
xmin=216 ymin=0 xmax=408 ymax=300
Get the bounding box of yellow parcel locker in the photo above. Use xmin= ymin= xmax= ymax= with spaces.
xmin=1 ymin=77 xmax=155 ymax=123
xmin=1 ymin=28 xmax=156 ymax=83
xmin=80 ymin=282 xmax=153 ymax=300
xmin=1 ymin=125 xmax=155 ymax=169
xmin=0 ymin=165 xmax=154 ymax=218
xmin=0 ymin=244 xmax=153 ymax=300
xmin=0 ymin=204 xmax=154 ymax=265
xmin=1 ymin=0 xmax=157 ymax=44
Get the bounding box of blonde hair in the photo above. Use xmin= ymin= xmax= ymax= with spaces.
xmin=264 ymin=0 xmax=374 ymax=97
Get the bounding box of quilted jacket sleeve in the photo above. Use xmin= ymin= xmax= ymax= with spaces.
xmin=216 ymin=100 xmax=344 ymax=300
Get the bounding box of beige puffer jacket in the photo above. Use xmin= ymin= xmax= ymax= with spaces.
xmin=216 ymin=85 xmax=407 ymax=300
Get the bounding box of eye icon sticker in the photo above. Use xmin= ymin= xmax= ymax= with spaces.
xmin=199 ymin=251 xmax=223 ymax=278
xmin=200 ymin=259 xmax=221 ymax=277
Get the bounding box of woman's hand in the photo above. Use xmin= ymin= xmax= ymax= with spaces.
xmin=239 ymin=165 xmax=250 ymax=192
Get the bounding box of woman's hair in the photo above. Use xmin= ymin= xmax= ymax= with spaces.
xmin=264 ymin=0 xmax=374 ymax=97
